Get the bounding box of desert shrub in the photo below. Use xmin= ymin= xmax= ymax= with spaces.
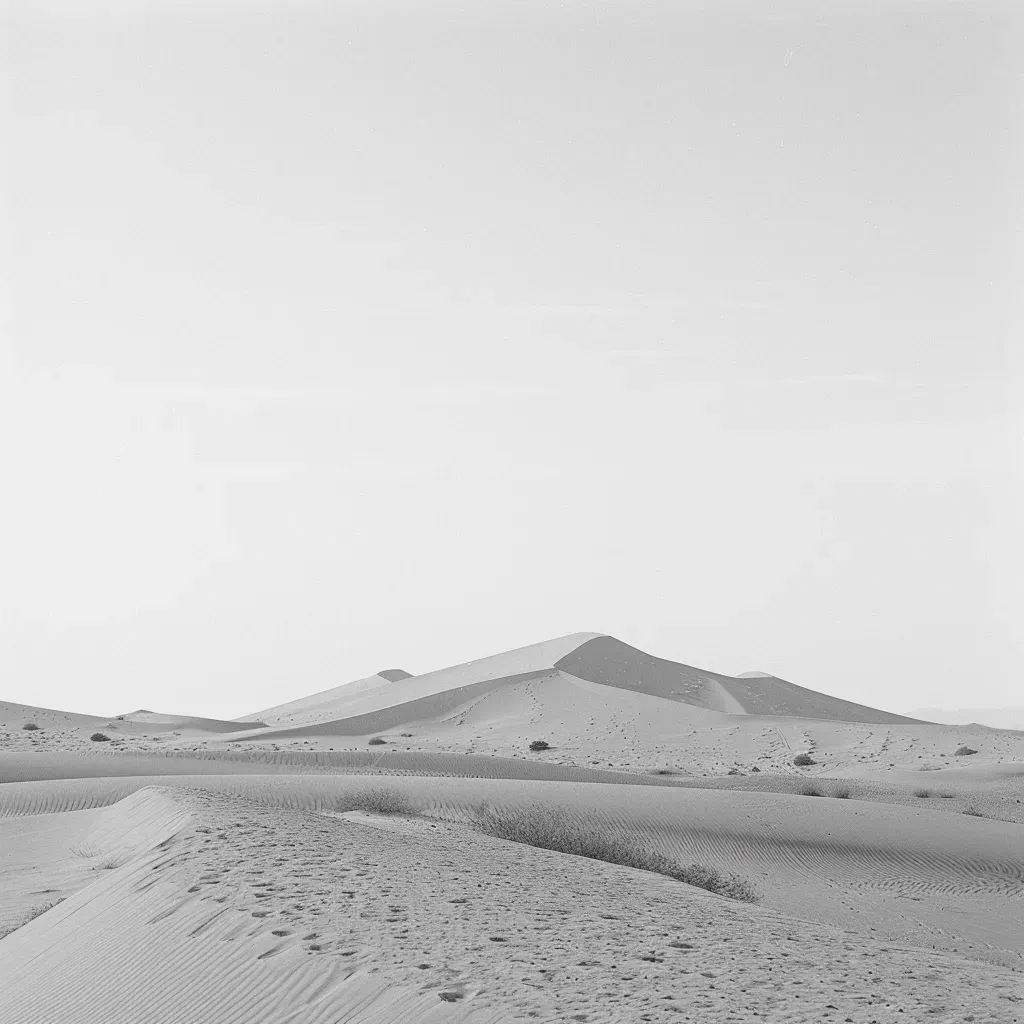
xmin=797 ymin=784 xmax=824 ymax=797
xmin=333 ymin=788 xmax=416 ymax=816
xmin=528 ymin=739 xmax=550 ymax=752
xmin=650 ymin=769 xmax=677 ymax=776
xmin=913 ymin=788 xmax=931 ymax=798
xmin=831 ymin=786 xmax=852 ymax=799
xmin=470 ymin=804 xmax=757 ymax=902
xmin=367 ymin=736 xmax=387 ymax=746
xmin=793 ymin=752 xmax=816 ymax=767
xmin=963 ymin=807 xmax=984 ymax=817
xmin=937 ymin=791 xmax=955 ymax=799
xmin=400 ymin=732 xmax=413 ymax=738
xmin=954 ymin=746 xmax=977 ymax=756
xmin=21 ymin=722 xmax=40 ymax=731
xmin=0 ymin=897 xmax=66 ymax=940
xmin=90 ymin=732 xmax=111 ymax=742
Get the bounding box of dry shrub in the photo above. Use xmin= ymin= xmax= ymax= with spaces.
xmin=332 ymin=788 xmax=416 ymax=816
xmin=528 ymin=740 xmax=550 ymax=752
xmin=21 ymin=722 xmax=40 ymax=731
xmin=367 ymin=736 xmax=387 ymax=746
xmin=90 ymin=732 xmax=111 ymax=742
xmin=0 ymin=897 xmax=66 ymax=940
xmin=954 ymin=746 xmax=977 ymax=756
xmin=793 ymin=752 xmax=816 ymax=767
xmin=470 ymin=804 xmax=757 ymax=902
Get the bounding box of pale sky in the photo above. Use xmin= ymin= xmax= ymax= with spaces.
xmin=3 ymin=0 xmax=1022 ymax=720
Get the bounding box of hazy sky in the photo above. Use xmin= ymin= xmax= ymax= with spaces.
xmin=3 ymin=0 xmax=1021 ymax=719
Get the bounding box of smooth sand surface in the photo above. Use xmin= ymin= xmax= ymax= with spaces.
xmin=2 ymin=634 xmax=1023 ymax=1022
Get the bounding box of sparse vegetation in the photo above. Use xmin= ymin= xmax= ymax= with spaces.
xmin=797 ymin=784 xmax=824 ymax=797
xmin=832 ymin=786 xmax=852 ymax=799
xmin=90 ymin=732 xmax=111 ymax=742
xmin=0 ymin=897 xmax=66 ymax=940
xmin=914 ymin=788 xmax=932 ymax=798
xmin=793 ymin=752 xmax=816 ymax=767
xmin=469 ymin=803 xmax=758 ymax=902
xmin=21 ymin=722 xmax=40 ymax=731
xmin=963 ymin=806 xmax=984 ymax=817
xmin=528 ymin=739 xmax=550 ymax=752
xmin=954 ymin=746 xmax=977 ymax=756
xmin=332 ymin=788 xmax=416 ymax=816
xmin=367 ymin=736 xmax=387 ymax=746
xmin=400 ymin=733 xmax=413 ymax=738
xmin=937 ymin=791 xmax=955 ymax=799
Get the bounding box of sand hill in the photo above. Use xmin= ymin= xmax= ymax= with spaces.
xmin=1 ymin=632 xmax=1022 ymax=1023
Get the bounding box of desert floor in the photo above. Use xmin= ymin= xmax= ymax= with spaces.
xmin=1 ymin=672 xmax=1023 ymax=1023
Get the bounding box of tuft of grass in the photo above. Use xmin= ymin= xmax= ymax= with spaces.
xmin=963 ymin=806 xmax=984 ymax=817
xmin=793 ymin=752 xmax=816 ymax=767
xmin=0 ymin=897 xmax=66 ymax=940
xmin=937 ymin=791 xmax=955 ymax=799
xmin=831 ymin=786 xmax=852 ymax=799
xmin=21 ymin=722 xmax=41 ymax=731
xmin=470 ymin=804 xmax=757 ymax=902
xmin=332 ymin=788 xmax=416 ymax=816
xmin=528 ymin=739 xmax=550 ymax=752
xmin=90 ymin=732 xmax=111 ymax=742
xmin=367 ymin=736 xmax=387 ymax=746
xmin=954 ymin=746 xmax=977 ymax=756
xmin=913 ymin=788 xmax=932 ymax=798
xmin=797 ymin=784 xmax=824 ymax=797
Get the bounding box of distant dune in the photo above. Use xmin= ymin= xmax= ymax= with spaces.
xmin=907 ymin=707 xmax=1024 ymax=731
xmin=2 ymin=630 xmax=1023 ymax=1023
xmin=231 ymin=632 xmax=920 ymax=743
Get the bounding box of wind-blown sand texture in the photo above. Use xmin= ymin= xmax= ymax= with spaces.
xmin=2 ymin=634 xmax=1022 ymax=1022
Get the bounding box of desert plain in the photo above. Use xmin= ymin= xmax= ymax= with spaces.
xmin=1 ymin=632 xmax=1022 ymax=1023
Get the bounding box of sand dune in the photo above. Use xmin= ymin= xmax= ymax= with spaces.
xmin=0 ymin=789 xmax=504 ymax=1024
xmin=227 ymin=633 xmax=922 ymax=749
xmin=1 ymin=773 xmax=1020 ymax=970
xmin=3 ymin=631 xmax=1023 ymax=1021
xmin=908 ymin=706 xmax=1024 ymax=731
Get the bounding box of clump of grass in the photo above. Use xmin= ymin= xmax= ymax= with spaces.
xmin=797 ymin=784 xmax=824 ymax=797
xmin=90 ymin=732 xmax=111 ymax=742
xmin=793 ymin=752 xmax=816 ymax=767
xmin=937 ymin=791 xmax=955 ymax=799
xmin=913 ymin=788 xmax=932 ymax=798
xmin=333 ymin=788 xmax=416 ymax=816
xmin=831 ymin=786 xmax=852 ymax=799
xmin=528 ymin=739 xmax=550 ymax=752
xmin=963 ymin=806 xmax=984 ymax=817
xmin=954 ymin=746 xmax=977 ymax=756
xmin=367 ymin=736 xmax=387 ymax=746
xmin=21 ymin=722 xmax=40 ymax=731
xmin=0 ymin=897 xmax=66 ymax=940
xmin=470 ymin=804 xmax=757 ymax=902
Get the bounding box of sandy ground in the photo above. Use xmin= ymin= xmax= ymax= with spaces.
xmin=2 ymin=784 xmax=1022 ymax=1023
xmin=2 ymin=635 xmax=1023 ymax=1022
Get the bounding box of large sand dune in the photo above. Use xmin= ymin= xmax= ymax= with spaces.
xmin=3 ymin=631 xmax=1022 ymax=1022
xmin=225 ymin=633 xmax=922 ymax=748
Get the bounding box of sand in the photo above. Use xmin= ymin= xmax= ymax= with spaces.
xmin=2 ymin=633 xmax=1022 ymax=1022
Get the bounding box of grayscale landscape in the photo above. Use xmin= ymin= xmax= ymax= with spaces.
xmin=4 ymin=0 xmax=1020 ymax=1022
xmin=2 ymin=633 xmax=1023 ymax=1022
